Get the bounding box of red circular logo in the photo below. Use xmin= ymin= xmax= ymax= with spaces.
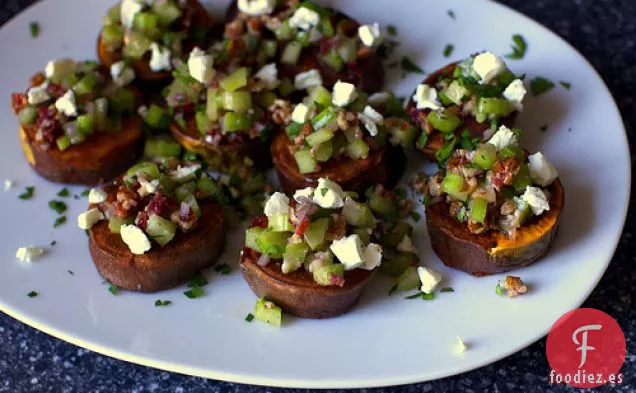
xmin=546 ymin=308 xmax=626 ymax=388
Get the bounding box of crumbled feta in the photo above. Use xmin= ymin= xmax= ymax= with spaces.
xmin=254 ymin=63 xmax=279 ymax=89
xmin=187 ymin=47 xmax=215 ymax=84
xmin=44 ymin=58 xmax=76 ymax=80
xmin=288 ymin=6 xmax=320 ymax=30
xmin=15 ymin=246 xmax=44 ymax=263
xmin=170 ymin=164 xmax=200 ymax=182
xmin=503 ymin=79 xmax=527 ymax=107
xmin=237 ymin=0 xmax=276 ymax=16
xmin=521 ymin=186 xmax=550 ymax=215
xmin=357 ymin=105 xmax=384 ymax=137
xmin=88 ymin=188 xmax=107 ymax=204
xmin=120 ymin=224 xmax=152 ymax=255
xmin=360 ymin=243 xmax=383 ymax=270
xmin=456 ymin=336 xmax=467 ymax=353
xmin=294 ymin=69 xmax=322 ymax=90
xmin=472 ymin=51 xmax=506 ymax=84
xmin=486 ymin=125 xmax=517 ymax=151
xmin=149 ymin=43 xmax=172 ymax=72
xmin=417 ymin=266 xmax=442 ymax=294
xmin=367 ymin=92 xmax=391 ymax=106
xmin=528 ymin=152 xmax=558 ymax=187
xmin=397 ymin=235 xmax=418 ymax=254
xmin=332 ymin=80 xmax=357 ymax=107
xmin=330 ymin=234 xmax=365 ymax=270
xmin=358 ymin=23 xmax=382 ymax=47
xmin=137 ymin=178 xmax=160 ymax=197
xmin=293 ymin=187 xmax=315 ymax=202
xmin=4 ymin=180 xmax=14 ymax=191
xmin=264 ymin=192 xmax=290 ymax=217
xmin=120 ymin=0 xmax=144 ymax=29
xmin=27 ymin=83 xmax=50 ymax=105
xmin=413 ymin=84 xmax=441 ymax=110
xmin=110 ymin=61 xmax=135 ymax=87
xmin=313 ymin=178 xmax=345 ymax=208
xmin=55 ymin=90 xmax=78 ymax=117
xmin=77 ymin=208 xmax=105 ymax=230
xmin=291 ymin=103 xmax=310 ymax=124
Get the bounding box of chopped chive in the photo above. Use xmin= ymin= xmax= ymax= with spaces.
xmin=53 ymin=216 xmax=67 ymax=228
xmin=443 ymin=44 xmax=454 ymax=58
xmin=441 ymin=287 xmax=454 ymax=293
xmin=505 ymin=34 xmax=527 ymax=60
xmin=29 ymin=22 xmax=40 ymax=38
xmin=405 ymin=292 xmax=423 ymax=299
xmin=400 ymin=56 xmax=424 ymax=74
xmin=559 ymin=81 xmax=571 ymax=90
xmin=27 ymin=291 xmax=38 ymax=298
xmin=214 ymin=264 xmax=232 ymax=275
xmin=409 ymin=211 xmax=421 ymax=222
xmin=184 ymin=287 xmax=205 ymax=299
xmin=108 ymin=284 xmax=120 ymax=295
xmin=186 ymin=274 xmax=208 ymax=288
xmin=495 ymin=283 xmax=504 ymax=296
xmin=155 ymin=300 xmax=172 ymax=307
xmin=320 ymin=187 xmax=328 ymax=196
xmin=48 ymin=200 xmax=68 ymax=214
xmin=447 ymin=9 xmax=455 ymax=19
xmin=388 ymin=284 xmax=398 ymax=296
xmin=81 ymin=189 xmax=90 ymax=197
xmin=530 ymin=77 xmax=555 ymax=96
xmin=18 ymin=186 xmax=35 ymax=200
xmin=57 ymin=188 xmax=70 ymax=197
xmin=245 ymin=313 xmax=255 ymax=322
xmin=387 ymin=25 xmax=398 ymax=36
xmin=422 ymin=292 xmax=435 ymax=300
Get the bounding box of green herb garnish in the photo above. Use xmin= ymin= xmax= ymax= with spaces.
xmin=388 ymin=284 xmax=398 ymax=296
xmin=108 ymin=285 xmax=120 ymax=295
xmin=18 ymin=186 xmax=35 ymax=200
xmin=530 ymin=77 xmax=555 ymax=96
xmin=48 ymin=200 xmax=68 ymax=214
xmin=409 ymin=211 xmax=421 ymax=222
xmin=505 ymin=34 xmax=527 ymax=59
xmin=57 ymin=188 xmax=70 ymax=197
xmin=186 ymin=274 xmax=208 ymax=288
xmin=53 ymin=216 xmax=67 ymax=228
xmin=443 ymin=44 xmax=454 ymax=58
xmin=447 ymin=10 xmax=456 ymax=19
xmin=81 ymin=189 xmax=90 ymax=197
xmin=155 ymin=300 xmax=172 ymax=307
xmin=29 ymin=22 xmax=40 ymax=38
xmin=405 ymin=291 xmax=435 ymax=300
xmin=559 ymin=81 xmax=571 ymax=90
xmin=459 ymin=130 xmax=479 ymax=151
xmin=441 ymin=287 xmax=454 ymax=293
xmin=495 ymin=283 xmax=504 ymax=296
xmin=245 ymin=313 xmax=255 ymax=322
xmin=27 ymin=291 xmax=38 ymax=298
xmin=400 ymin=56 xmax=424 ymax=74
xmin=435 ymin=135 xmax=457 ymax=164
xmin=214 ymin=264 xmax=232 ymax=275
xmin=320 ymin=187 xmax=328 ymax=196
xmin=184 ymin=287 xmax=205 ymax=299
xmin=387 ymin=25 xmax=398 ymax=36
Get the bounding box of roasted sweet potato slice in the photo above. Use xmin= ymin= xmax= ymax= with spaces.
xmin=89 ymin=203 xmax=225 ymax=292
xmin=426 ymin=179 xmax=564 ymax=276
xmin=239 ymin=247 xmax=374 ymax=318
xmin=271 ymin=129 xmax=406 ymax=194
xmin=407 ymin=62 xmax=516 ymax=160
xmin=19 ymin=118 xmax=143 ymax=185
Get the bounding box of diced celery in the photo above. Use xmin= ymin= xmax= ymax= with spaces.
xmin=56 ymin=136 xmax=71 ymax=151
xmin=245 ymin=227 xmax=266 ymax=251
xmin=256 ymin=230 xmax=291 ymax=259
xmin=475 ymin=112 xmax=488 ymax=123
xmin=123 ymin=31 xmax=153 ymax=59
xmin=396 ymin=266 xmax=420 ymax=292
xmin=442 ymin=80 xmax=469 ymax=105
xmin=427 ymin=110 xmax=462 ymax=133
xmin=111 ymin=88 xmax=136 ymax=113
xmin=281 ymin=41 xmax=303 ymax=65
xmin=222 ymin=91 xmax=252 ymax=113
xmin=254 ymin=298 xmax=282 ymax=327
xmin=73 ymin=73 xmax=98 ymax=96
xmin=146 ymin=214 xmax=177 ymax=247
xmin=175 ymin=182 xmax=196 ymax=203
xmin=323 ymin=49 xmax=344 ymax=72
xmin=313 ymin=263 xmax=345 ymax=286
xmin=196 ymin=174 xmax=222 ymax=199
xmin=282 ymin=242 xmax=310 ymax=274
xmin=274 ymin=20 xmax=292 ymax=40
xmin=220 ymin=68 xmax=248 ymax=92
xmin=320 ymin=17 xmax=334 ymax=37
xmin=513 ymin=164 xmax=532 ymax=192
xmin=127 ymin=162 xmax=160 ymax=179
xmin=144 ymin=137 xmax=182 ymax=158
xmin=342 ymin=197 xmax=376 ymax=228
xmin=152 ymin=0 xmax=182 ymax=26
xmin=268 ymin=213 xmax=294 ymax=232
xmin=369 ymin=194 xmax=398 ymax=220
xmin=313 ymin=140 xmax=333 ymax=162
xmin=133 ymin=12 xmax=160 ymax=36
xmin=305 ymin=128 xmax=334 ymax=147
xmin=260 ymin=40 xmax=278 ymax=58
xmin=77 ymin=114 xmax=95 ymax=135
xmin=144 ymin=104 xmax=169 ymax=129
xmin=158 ymin=174 xmax=176 ymax=192
xmin=94 ymin=98 xmax=109 ymax=131
xmin=349 ymin=92 xmax=368 ymax=113
xmin=294 ymin=149 xmax=318 ymax=174
xmin=223 ymin=112 xmax=253 ymax=132
xmin=311 ymin=107 xmax=336 ymax=130
xmin=477 ymin=97 xmax=514 ymax=116
xmin=104 ymin=4 xmax=121 ymax=25
xmin=295 ymin=30 xmax=310 ymax=47
xmin=108 ymin=216 xmax=133 ymax=234
xmin=469 ymin=198 xmax=488 ymax=224
xmin=196 ymin=110 xmax=211 ymax=135
xmin=18 ymin=106 xmax=37 ymax=126
xmin=256 ymin=90 xmax=277 ymax=109
xmin=182 ymin=194 xmax=201 ymax=219
xmin=473 ymin=144 xmax=498 ymax=170
xmin=381 ymin=253 xmax=417 ymax=278
xmin=102 ymin=24 xmax=124 ymax=49
xmin=278 ymin=78 xmax=295 ymax=97
xmin=303 ymin=217 xmax=330 ymax=250
xmin=308 ymin=85 xmax=332 ymax=107
xmin=346 ymin=139 xmax=370 ymax=159
xmin=441 ymin=173 xmax=464 ymax=194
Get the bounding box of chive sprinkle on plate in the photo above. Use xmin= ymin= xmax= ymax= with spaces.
xmin=530 ymin=77 xmax=555 ymax=96
xmin=443 ymin=44 xmax=454 ymax=58
xmin=505 ymin=34 xmax=527 ymax=59
xmin=400 ymin=56 xmax=424 ymax=74
xmin=29 ymin=22 xmax=40 ymax=38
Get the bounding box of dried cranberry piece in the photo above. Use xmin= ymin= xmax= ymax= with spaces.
xmin=249 ymin=215 xmax=268 ymax=229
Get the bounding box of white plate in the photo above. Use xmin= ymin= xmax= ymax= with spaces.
xmin=0 ymin=0 xmax=629 ymax=388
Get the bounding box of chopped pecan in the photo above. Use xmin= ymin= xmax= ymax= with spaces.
xmin=269 ymin=99 xmax=292 ymax=125
xmin=500 ymin=199 xmax=516 ymax=216
xmin=491 ymin=157 xmax=520 ymax=190
xmin=502 ymin=276 xmax=528 ymax=298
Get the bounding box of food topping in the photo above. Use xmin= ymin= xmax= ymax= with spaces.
xmin=498 ymin=275 xmax=528 ymax=297
xmin=77 ymin=208 xmax=105 ymax=230
xmin=120 ymin=224 xmax=152 ymax=255
xmin=110 ymin=61 xmax=136 ymax=87
xmin=253 ymin=297 xmax=282 ymax=326
xmin=358 ymin=23 xmax=382 ymax=48
xmin=238 ymin=0 xmax=277 ymax=16
xmin=417 ymin=266 xmax=442 ymax=294
xmin=15 ymin=246 xmax=45 ymax=263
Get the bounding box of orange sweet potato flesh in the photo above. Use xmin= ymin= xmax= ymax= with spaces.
xmin=271 ymin=129 xmax=406 ymax=194
xmin=19 ymin=117 xmax=143 ymax=185
xmin=426 ymin=179 xmax=564 ymax=276
xmin=239 ymin=247 xmax=374 ymax=318
xmin=407 ymin=62 xmax=516 ymax=160
xmin=89 ymin=202 xmax=225 ymax=293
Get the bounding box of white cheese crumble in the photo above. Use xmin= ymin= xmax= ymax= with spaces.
xmin=332 ymin=80 xmax=357 ymax=107
xmin=360 ymin=243 xmax=383 ymax=270
xmin=120 ymin=0 xmax=144 ymax=29
xmin=294 ymin=69 xmax=322 ymax=90
xmin=110 ymin=61 xmax=136 ymax=87
xmin=170 ymin=164 xmax=200 ymax=182
xmin=417 ymin=266 xmax=442 ymax=294
xmin=77 ymin=208 xmax=104 ymax=230
xmin=486 ymin=125 xmax=518 ymax=151
xmin=472 ymin=51 xmax=506 ymax=84
xmin=137 ymin=178 xmax=160 ymax=197
xmin=521 ymin=186 xmax=550 ymax=216
xmin=44 ymin=59 xmax=76 ymax=80
xmin=527 ymin=152 xmax=558 ymax=187
xmin=503 ymin=79 xmax=527 ymax=108
xmin=358 ymin=23 xmax=382 ymax=47
xmin=27 ymin=83 xmax=50 ymax=105
xmin=293 ymin=187 xmax=315 ymax=202
xmin=88 ymin=188 xmax=107 ymax=204
xmin=456 ymin=336 xmax=467 ymax=353
xmin=15 ymin=246 xmax=44 ymax=263
xmin=291 ymin=103 xmax=310 ymax=124
xmin=288 ymin=6 xmax=320 ymax=30
xmin=55 ymin=90 xmax=78 ymax=117
xmin=149 ymin=43 xmax=172 ymax=72
xmin=187 ymin=47 xmax=215 ymax=84
xmin=264 ymin=192 xmax=290 ymax=217
xmin=120 ymin=224 xmax=152 ymax=255
xmin=357 ymin=106 xmax=383 ymax=137
xmin=4 ymin=180 xmax=14 ymax=192
xmin=254 ymin=63 xmax=279 ymax=89
xmin=313 ymin=178 xmax=346 ymax=208
xmin=413 ymin=84 xmax=441 ymax=110
xmin=237 ymin=0 xmax=276 ymax=16
xmin=397 ymin=235 xmax=418 ymax=254
xmin=330 ymin=234 xmax=365 ymax=270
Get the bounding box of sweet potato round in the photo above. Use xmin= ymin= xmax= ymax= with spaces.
xmin=19 ymin=117 xmax=143 ymax=185
xmin=169 ymin=117 xmax=271 ymax=173
xmin=271 ymin=129 xmax=406 ymax=194
xmin=407 ymin=62 xmax=516 ymax=160
xmin=426 ymin=179 xmax=565 ymax=276
xmin=89 ymin=203 xmax=225 ymax=292
xmin=239 ymin=247 xmax=374 ymax=318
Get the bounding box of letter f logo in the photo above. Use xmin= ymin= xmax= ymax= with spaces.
xmin=572 ymin=324 xmax=602 ymax=368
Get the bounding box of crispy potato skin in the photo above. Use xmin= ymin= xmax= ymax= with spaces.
xmin=97 ymin=0 xmax=213 ymax=86
xmin=19 ymin=117 xmax=143 ymax=185
xmin=426 ymin=179 xmax=564 ymax=276
xmin=239 ymin=247 xmax=374 ymax=318
xmin=271 ymin=129 xmax=406 ymax=194
xmin=169 ymin=117 xmax=272 ymax=173
xmin=89 ymin=203 xmax=225 ymax=292
xmin=407 ymin=62 xmax=516 ymax=160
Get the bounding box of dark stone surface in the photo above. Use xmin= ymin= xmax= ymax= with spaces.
xmin=0 ymin=0 xmax=634 ymax=392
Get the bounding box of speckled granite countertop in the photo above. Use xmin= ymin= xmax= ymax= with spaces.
xmin=0 ymin=0 xmax=634 ymax=392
